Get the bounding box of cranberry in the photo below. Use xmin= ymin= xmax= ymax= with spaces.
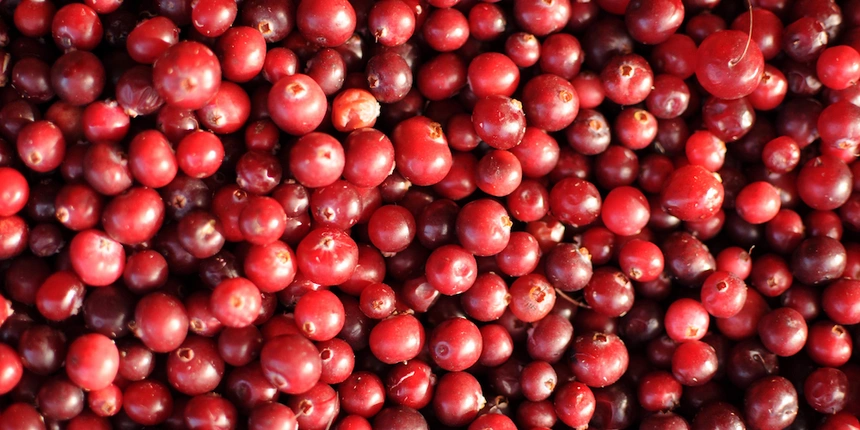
xmin=152 ymin=41 xmax=221 ymax=110
xmin=260 ymin=334 xmax=321 ymax=394
xmin=296 ymin=0 xmax=356 ymax=48
xmin=132 ymin=292 xmax=189 ymax=353
xmin=65 ymin=333 xmax=119 ymax=391
xmin=127 ymin=17 xmax=180 ymax=65
xmin=744 ymin=376 xmax=798 ymax=429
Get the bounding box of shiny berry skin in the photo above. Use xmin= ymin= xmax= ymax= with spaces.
xmin=296 ymin=227 xmax=359 ymax=287
xmin=152 ymin=41 xmax=222 ymax=110
xmin=239 ymin=196 xmax=287 ymax=246
xmin=368 ymin=0 xmax=415 ymax=47
xmin=191 ymin=0 xmax=237 ymax=37
xmin=743 ymin=376 xmax=798 ymax=430
xmin=69 ymin=229 xmax=125 ymax=287
xmin=822 ymin=278 xmax=860 ymax=325
xmin=700 ymin=270 xmax=748 ymax=318
xmin=429 ymin=317 xmax=482 ymax=372
xmin=513 ymin=0 xmax=570 ymax=36
xmin=102 ymin=187 xmax=165 ymax=246
xmin=52 ymin=3 xmax=103 ymax=52
xmin=638 ymin=370 xmax=682 ymax=412
xmin=295 ymin=290 xmax=345 ymax=342
xmin=570 ymin=332 xmax=629 ymax=388
xmin=132 ymin=292 xmax=189 ymax=353
xmin=210 ymin=277 xmax=262 ymax=328
xmin=269 ymin=74 xmax=327 ymax=136
xmin=392 ymin=116 xmax=453 ymax=187
xmin=817 ymin=45 xmax=860 ymax=90
xmin=432 ymin=371 xmax=484 ymax=427
xmin=660 ymin=165 xmax=725 ymax=221
xmin=664 ymin=298 xmax=709 ymax=342
xmin=0 ymin=343 xmax=23 ymax=395
xmin=218 ymin=26 xmax=267 ymax=83
xmin=696 ymin=30 xmax=765 ymax=99
xmin=549 ymin=177 xmax=601 ymax=228
xmin=601 ymin=53 xmax=653 ymax=105
xmin=244 ymin=240 xmax=297 ymax=293
xmin=127 ymin=17 xmax=180 ymax=65
xmin=167 ymin=335 xmax=225 ymax=396
xmin=521 ymin=74 xmax=579 ymax=132
xmin=601 ymin=186 xmax=649 ymax=236
xmin=618 ymin=239 xmax=662 ymax=283
xmin=17 ymin=120 xmax=65 ymax=173
xmin=296 ymin=0 xmax=356 ymax=48
xmin=369 ymin=314 xmax=425 ymax=364
xmin=757 ymin=307 xmax=808 ymax=357
xmin=425 ymin=244 xmax=477 ymax=296
xmin=671 ymin=340 xmax=718 ymax=386
xmin=14 ymin=0 xmax=56 ymax=38
xmin=65 ymin=333 xmax=119 ymax=391
xmin=0 ymin=167 xmax=28 ymax=217
xmin=625 ymin=0 xmax=684 ymax=45
xmin=128 ymin=130 xmax=178 ymax=189
xmin=584 ymin=267 xmax=634 ymax=318
xmin=260 ymin=334 xmax=321 ymax=394
xmin=803 ymin=367 xmax=849 ymax=414
xmin=471 ymin=95 xmax=526 ymax=150
xmin=122 ymin=380 xmax=174 ymax=426
xmin=554 ymin=381 xmax=595 ymax=428
xmin=468 ymin=52 xmax=521 ymax=98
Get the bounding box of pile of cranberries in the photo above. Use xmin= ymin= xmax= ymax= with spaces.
xmin=1 ymin=0 xmax=860 ymax=429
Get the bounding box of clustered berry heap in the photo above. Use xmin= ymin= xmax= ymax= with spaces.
xmin=0 ymin=0 xmax=859 ymax=429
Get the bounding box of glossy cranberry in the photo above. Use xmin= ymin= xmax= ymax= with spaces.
xmin=514 ymin=0 xmax=570 ymax=36
xmin=660 ymin=165 xmax=724 ymax=221
xmin=208 ymin=277 xmax=261 ymax=329
xmin=367 ymin=0 xmax=415 ymax=47
xmin=132 ymin=292 xmax=189 ymax=353
xmin=102 ymin=187 xmax=165 ymax=246
xmin=65 ymin=333 xmax=119 ymax=391
xmin=259 ymin=334 xmax=321 ymax=394
xmin=522 ymin=74 xmax=579 ymax=132
xmin=123 ymin=380 xmax=173 ymax=426
xmin=296 ymin=0 xmax=355 ymax=47
xmin=700 ymin=270 xmax=747 ymax=318
xmin=638 ymin=370 xmax=682 ymax=412
xmin=152 ymin=41 xmax=221 ymax=110
xmin=744 ymin=376 xmax=798 ymax=430
xmin=248 ymin=402 xmax=298 ymax=430
xmin=126 ymin=17 xmax=179 ymax=65
xmin=216 ymin=26 xmax=266 ymax=83
xmin=166 ymin=335 xmax=224 ymax=396
xmin=51 ymin=3 xmax=102 ymax=52
xmin=18 ymin=325 xmax=66 ymax=375
xmin=623 ymin=0 xmax=683 ymax=44
xmin=671 ymin=340 xmax=718 ymax=387
xmin=295 ymin=227 xmax=358 ymax=286
xmin=569 ymin=332 xmax=628 ymax=388
xmin=803 ymin=367 xmax=848 ymax=414
xmin=0 ymin=341 xmax=22 ymax=395
xmin=68 ymin=229 xmax=125 ymax=286
xmin=0 ymin=167 xmax=28 ymax=217
xmin=37 ymin=376 xmax=85 ymax=420
xmin=432 ymin=371 xmax=484 ymax=427
xmin=367 ymin=51 xmax=413 ymax=103
xmin=183 ymin=393 xmax=238 ymax=430
xmin=14 ymin=0 xmax=56 ymax=38
xmin=806 ymin=321 xmax=853 ymax=367
xmin=369 ymin=314 xmax=424 ymax=364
